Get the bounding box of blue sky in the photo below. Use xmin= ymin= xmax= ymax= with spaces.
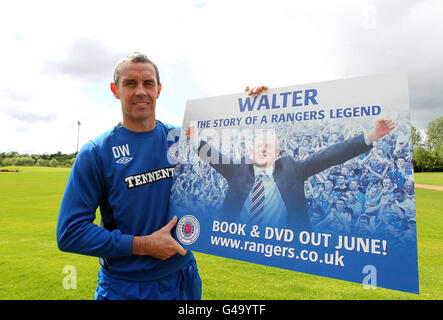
xmin=0 ymin=0 xmax=442 ymax=154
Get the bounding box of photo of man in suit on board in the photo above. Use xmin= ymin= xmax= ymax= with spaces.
xmin=186 ymin=118 xmax=395 ymax=228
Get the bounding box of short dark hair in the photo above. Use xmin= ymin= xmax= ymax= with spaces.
xmin=360 ymin=215 xmax=370 ymax=223
xmin=113 ymin=52 xmax=160 ymax=87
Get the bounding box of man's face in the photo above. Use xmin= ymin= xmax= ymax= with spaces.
xmin=346 ymin=191 xmax=355 ymax=203
xmin=349 ymin=180 xmax=358 ymax=191
xmin=325 ymin=180 xmax=333 ymax=190
xmin=111 ymin=62 xmax=161 ymax=127
xmin=397 ymin=158 xmax=405 ymax=168
xmin=336 ymin=199 xmax=345 ymax=211
xmin=253 ymin=134 xmax=280 ymax=168
xmin=383 ymin=178 xmax=393 ymax=189
xmin=404 ymin=180 xmax=414 ymax=192
xmin=359 ymin=218 xmax=369 ymax=227
xmin=369 ymin=186 xmax=378 ymax=197
xmin=375 ymin=148 xmax=383 ymax=157
xmin=394 ymin=191 xmax=405 ymax=202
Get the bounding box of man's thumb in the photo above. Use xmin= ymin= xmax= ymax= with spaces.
xmin=164 ymin=217 xmax=188 ymax=256
xmin=163 ymin=216 xmax=178 ymax=232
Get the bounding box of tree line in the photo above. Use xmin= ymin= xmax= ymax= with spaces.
xmin=0 ymin=151 xmax=77 ymax=168
xmin=412 ymin=116 xmax=443 ymax=172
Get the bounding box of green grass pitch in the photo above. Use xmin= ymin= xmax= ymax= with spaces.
xmin=0 ymin=166 xmax=442 ymax=299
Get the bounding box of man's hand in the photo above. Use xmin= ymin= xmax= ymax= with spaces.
xmin=245 ymin=85 xmax=269 ymax=96
xmin=185 ymin=85 xmax=268 ymax=139
xmin=132 ymin=216 xmax=187 ymax=260
xmin=185 ymin=126 xmax=195 ymax=140
xmin=185 ymin=125 xmax=200 ymax=151
xmin=185 ymin=86 xmax=268 ymax=141
xmin=367 ymin=118 xmax=396 ymax=143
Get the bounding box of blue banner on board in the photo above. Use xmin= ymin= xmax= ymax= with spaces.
xmin=167 ymin=73 xmax=419 ymax=294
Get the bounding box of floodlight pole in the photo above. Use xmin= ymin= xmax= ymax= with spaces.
xmin=76 ymin=120 xmax=81 ymax=154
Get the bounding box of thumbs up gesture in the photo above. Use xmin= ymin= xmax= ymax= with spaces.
xmin=132 ymin=216 xmax=187 ymax=260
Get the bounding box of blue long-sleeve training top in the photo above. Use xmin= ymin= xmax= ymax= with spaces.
xmin=56 ymin=121 xmax=192 ymax=281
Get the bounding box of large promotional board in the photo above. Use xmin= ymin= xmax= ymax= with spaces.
xmin=167 ymin=73 xmax=419 ymax=294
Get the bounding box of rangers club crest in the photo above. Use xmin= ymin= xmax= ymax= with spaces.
xmin=176 ymin=215 xmax=200 ymax=245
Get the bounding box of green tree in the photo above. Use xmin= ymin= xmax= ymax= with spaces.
xmin=1 ymin=158 xmax=14 ymax=166
xmin=413 ymin=145 xmax=426 ymax=171
xmin=426 ymin=116 xmax=443 ymax=151
xmin=49 ymin=159 xmax=59 ymax=167
xmin=436 ymin=143 xmax=443 ymax=166
xmin=36 ymin=158 xmax=50 ymax=167
xmin=411 ymin=125 xmax=422 ymax=148
xmin=62 ymin=160 xmax=73 ymax=168
xmin=13 ymin=156 xmax=35 ymax=166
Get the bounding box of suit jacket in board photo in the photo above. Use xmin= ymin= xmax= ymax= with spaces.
xmin=196 ymin=133 xmax=372 ymax=228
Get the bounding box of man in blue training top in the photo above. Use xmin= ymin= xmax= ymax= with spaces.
xmin=56 ymin=52 xmax=266 ymax=300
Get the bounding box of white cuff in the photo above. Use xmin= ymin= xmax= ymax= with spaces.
xmin=363 ymin=132 xmax=372 ymax=146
